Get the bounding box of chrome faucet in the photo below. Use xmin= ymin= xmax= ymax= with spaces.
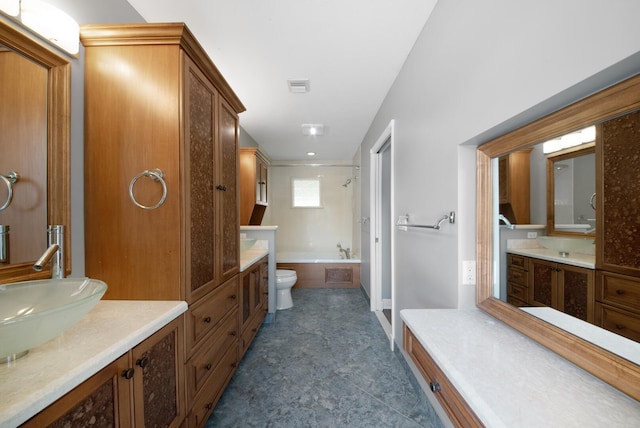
xmin=33 ymin=225 xmax=64 ymax=279
xmin=337 ymin=243 xmax=351 ymax=260
xmin=498 ymin=214 xmax=515 ymax=230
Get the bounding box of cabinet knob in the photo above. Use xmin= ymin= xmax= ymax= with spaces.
xmin=121 ymin=368 xmax=135 ymax=379
xmin=205 ymin=363 xmax=212 ymax=370
xmin=429 ymin=381 xmax=441 ymax=392
xmin=204 ymin=316 xmax=212 ymax=323
xmin=216 ymin=185 xmax=227 ymax=192
xmin=206 ymin=402 xmax=213 ymax=410
xmin=616 ymin=289 xmax=625 ymax=295
xmin=230 ymin=330 xmax=237 ymax=336
xmin=136 ymin=357 xmax=149 ymax=368
xmin=615 ymin=324 xmax=625 ymax=330
xmin=229 ymin=294 xmax=237 ymax=300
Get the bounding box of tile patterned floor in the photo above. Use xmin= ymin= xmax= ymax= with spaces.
xmin=207 ymin=288 xmax=444 ymax=427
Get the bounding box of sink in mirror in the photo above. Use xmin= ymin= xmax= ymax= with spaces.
xmin=240 ymin=238 xmax=257 ymax=252
xmin=536 ymin=236 xmax=594 ymax=257
xmin=0 ymin=278 xmax=107 ymax=361
xmin=0 ymin=20 xmax=71 ymax=284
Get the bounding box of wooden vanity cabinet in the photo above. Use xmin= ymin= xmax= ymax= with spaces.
xmin=81 ymin=23 xmax=245 ymax=427
xmin=528 ymin=257 xmax=595 ymax=323
xmin=22 ymin=317 xmax=185 ymax=428
xmin=506 ymin=253 xmax=528 ymax=306
xmin=239 ymin=255 xmax=269 ymax=357
xmin=239 ymin=148 xmax=270 ymax=225
xmin=595 ymin=271 xmax=640 ymax=342
xmin=403 ymin=324 xmax=483 ymax=427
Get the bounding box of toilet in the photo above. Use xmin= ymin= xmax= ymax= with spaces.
xmin=275 ymin=269 xmax=297 ymax=310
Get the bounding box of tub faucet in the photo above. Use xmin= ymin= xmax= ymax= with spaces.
xmin=33 ymin=225 xmax=65 ymax=279
xmin=337 ymin=243 xmax=351 ymax=260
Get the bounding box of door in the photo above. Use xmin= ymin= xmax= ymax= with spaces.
xmin=370 ymin=120 xmax=395 ymax=348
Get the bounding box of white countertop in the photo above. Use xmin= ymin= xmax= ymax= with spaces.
xmin=507 ymin=247 xmax=595 ymax=269
xmin=240 ymin=248 xmax=269 ymax=272
xmin=401 ymin=309 xmax=640 ymax=427
xmin=0 ymin=299 xmax=187 ymax=427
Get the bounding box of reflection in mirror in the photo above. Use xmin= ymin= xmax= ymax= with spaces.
xmin=0 ymin=42 xmax=48 ymax=265
xmin=0 ymin=20 xmax=71 ymax=283
xmin=477 ymin=73 xmax=640 ymax=402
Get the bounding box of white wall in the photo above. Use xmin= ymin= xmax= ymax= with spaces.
xmin=266 ymin=165 xmax=356 ymax=256
xmin=359 ymin=0 xmax=640 ymax=344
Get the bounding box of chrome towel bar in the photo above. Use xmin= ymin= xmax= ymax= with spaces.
xmin=396 ymin=212 xmax=455 ymax=230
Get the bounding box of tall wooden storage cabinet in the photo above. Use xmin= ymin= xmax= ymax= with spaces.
xmin=81 ymin=23 xmax=245 ymax=426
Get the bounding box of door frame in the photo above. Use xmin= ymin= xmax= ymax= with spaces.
xmin=369 ymin=120 xmax=395 ymax=347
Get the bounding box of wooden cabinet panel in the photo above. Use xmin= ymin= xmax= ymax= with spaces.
xmin=595 ymin=271 xmax=640 ymax=341
xmin=498 ymin=149 xmax=531 ymax=224
xmin=219 ymin=99 xmax=240 ymax=278
xmin=599 ymin=110 xmax=640 ymax=277
xmin=403 ymin=324 xmax=484 ymax=427
xmin=528 ymin=258 xmax=557 ymax=308
xmin=21 ymin=354 xmax=132 ymax=427
xmin=595 ymin=303 xmax=640 ymax=342
xmin=557 ymin=264 xmax=594 ymax=322
xmin=239 ymin=148 xmax=270 ymax=225
xmin=239 ymin=256 xmax=268 ymax=358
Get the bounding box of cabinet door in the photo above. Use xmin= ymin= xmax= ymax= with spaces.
xmin=258 ymin=159 xmax=268 ymax=204
xmin=599 ymin=110 xmax=640 ymax=277
xmin=528 ymin=258 xmax=557 ymax=308
xmin=557 ymin=265 xmax=594 ymax=322
xmin=183 ymin=54 xmax=218 ymax=303
xmin=218 ymin=98 xmax=240 ymax=282
xmin=22 ymin=354 xmax=132 ymax=427
xmin=131 ymin=317 xmax=185 ymax=428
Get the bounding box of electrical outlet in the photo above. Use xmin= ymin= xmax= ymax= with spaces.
xmin=527 ymin=231 xmax=538 ymax=239
xmin=462 ymin=260 xmax=476 ymax=285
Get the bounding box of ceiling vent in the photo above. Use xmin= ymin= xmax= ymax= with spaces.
xmin=288 ymin=79 xmax=310 ymax=93
xmin=301 ymin=123 xmax=324 ymax=136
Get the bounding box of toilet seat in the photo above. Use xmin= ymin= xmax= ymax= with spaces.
xmin=276 ymin=269 xmax=296 ymax=279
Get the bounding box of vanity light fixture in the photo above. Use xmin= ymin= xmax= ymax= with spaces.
xmin=542 ymin=125 xmax=595 ymax=154
xmin=0 ymin=0 xmax=79 ymax=55
xmin=301 ymin=123 xmax=324 ymax=136
xmin=307 ymin=152 xmax=316 ymax=156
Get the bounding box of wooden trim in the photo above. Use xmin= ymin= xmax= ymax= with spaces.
xmin=80 ymin=23 xmax=245 ymax=114
xmin=477 ymin=72 xmax=640 ymax=402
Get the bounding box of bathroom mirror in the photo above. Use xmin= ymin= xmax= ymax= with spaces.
xmin=0 ymin=20 xmax=71 ymax=283
xmin=547 ymin=145 xmax=596 ymax=236
xmin=477 ymin=73 xmax=640 ymax=401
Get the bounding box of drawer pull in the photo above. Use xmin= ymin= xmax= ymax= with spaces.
xmin=230 ymin=331 xmax=237 ymax=336
xmin=615 ymin=324 xmax=625 ymax=330
xmin=216 ymin=185 xmax=227 ymax=192
xmin=230 ymin=294 xmax=237 ymax=300
xmin=205 ymin=363 xmax=212 ymax=370
xmin=136 ymin=357 xmax=149 ymax=368
xmin=429 ymin=381 xmax=441 ymax=392
xmin=231 ymin=362 xmax=237 ymax=368
xmin=121 ymin=368 xmax=135 ymax=379
xmin=206 ymin=402 xmax=213 ymax=410
xmin=616 ymin=289 xmax=625 ymax=295
xmin=204 ymin=316 xmax=212 ymax=323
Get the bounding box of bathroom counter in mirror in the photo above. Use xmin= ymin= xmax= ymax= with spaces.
xmin=507 ymin=247 xmax=595 ymax=269
xmin=0 ymin=299 xmax=187 ymax=427
xmin=401 ymin=309 xmax=640 ymax=427
xmin=240 ymin=248 xmax=269 ymax=272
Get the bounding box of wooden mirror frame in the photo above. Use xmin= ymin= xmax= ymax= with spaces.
xmin=477 ymin=73 xmax=640 ymax=401
xmin=0 ymin=20 xmax=71 ymax=283
xmin=546 ymin=144 xmax=596 ymax=237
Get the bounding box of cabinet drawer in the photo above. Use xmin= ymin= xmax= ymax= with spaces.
xmin=187 ymin=344 xmax=238 ymax=428
xmin=186 ymin=309 xmax=238 ymax=402
xmin=186 ymin=276 xmax=239 ymax=353
xmin=240 ymin=308 xmax=266 ymax=357
xmin=595 ymin=303 xmax=640 ymax=343
xmin=403 ymin=324 xmax=484 ymax=427
xmin=507 ymin=266 xmax=527 ymax=286
xmin=597 ymin=272 xmax=640 ymax=313
xmin=507 ymin=283 xmax=527 ymax=303
xmin=507 ymin=253 xmax=527 ymax=269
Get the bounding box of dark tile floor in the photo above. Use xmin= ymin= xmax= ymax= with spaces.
xmin=207 ymin=288 xmax=443 ymax=427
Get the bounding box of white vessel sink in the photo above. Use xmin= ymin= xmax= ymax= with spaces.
xmin=240 ymin=238 xmax=257 ymax=252
xmin=536 ymin=236 xmax=594 ymax=257
xmin=0 ymin=278 xmax=107 ymax=361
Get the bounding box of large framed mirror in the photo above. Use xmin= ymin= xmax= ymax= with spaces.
xmin=477 ymin=73 xmax=640 ymax=401
xmin=0 ymin=19 xmax=70 ymax=283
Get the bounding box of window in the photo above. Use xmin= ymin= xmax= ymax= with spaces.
xmin=292 ymin=177 xmax=322 ymax=208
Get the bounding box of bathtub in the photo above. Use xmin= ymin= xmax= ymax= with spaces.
xmin=276 ymin=252 xmax=361 ymax=289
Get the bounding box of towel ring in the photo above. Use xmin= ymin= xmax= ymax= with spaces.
xmin=590 ymin=192 xmax=596 ymax=210
xmin=0 ymin=171 xmax=19 ymax=212
xmin=128 ymin=168 xmax=167 ymax=210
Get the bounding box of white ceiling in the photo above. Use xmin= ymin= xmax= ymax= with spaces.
xmin=126 ymin=0 xmax=437 ymax=161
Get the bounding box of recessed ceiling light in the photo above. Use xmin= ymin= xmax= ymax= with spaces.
xmin=307 ymin=152 xmax=316 ymax=156
xmin=287 ymin=78 xmax=310 ymax=93
xmin=301 ymin=123 xmax=324 ymax=136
